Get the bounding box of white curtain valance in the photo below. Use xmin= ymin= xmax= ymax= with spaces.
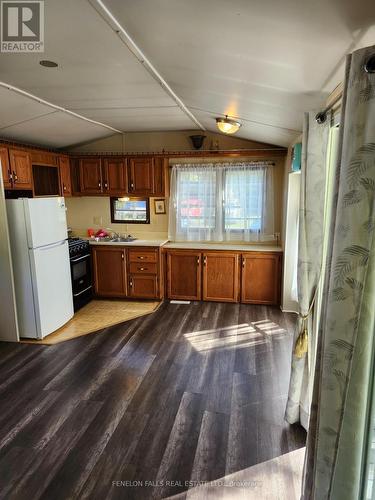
xmin=168 ymin=162 xmax=275 ymax=243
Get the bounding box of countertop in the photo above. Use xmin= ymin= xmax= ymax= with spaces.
xmin=85 ymin=238 xmax=282 ymax=252
xmin=163 ymin=242 xmax=283 ymax=252
xmin=87 ymin=238 xmax=168 ymax=247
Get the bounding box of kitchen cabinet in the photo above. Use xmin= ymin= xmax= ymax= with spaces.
xmin=153 ymin=157 xmax=169 ymax=196
xmin=30 ymin=150 xmax=58 ymax=166
xmin=128 ymin=157 xmax=155 ymax=195
xmin=59 ymin=156 xmax=72 ymax=197
xmin=241 ymin=252 xmax=281 ymax=304
xmin=103 ymin=158 xmax=127 ymax=195
xmin=92 ymin=245 xmax=163 ymax=299
xmin=128 ymin=275 xmax=159 ymax=299
xmin=202 ymin=252 xmax=239 ymax=302
xmin=92 ymin=246 xmax=127 ymax=297
xmin=79 ymin=158 xmax=103 ymax=194
xmin=0 ymin=147 xmax=12 ymax=189
xmin=165 ymin=248 xmax=282 ymax=305
xmin=8 ymin=148 xmax=33 ymax=189
xmin=167 ymin=250 xmax=202 ymax=300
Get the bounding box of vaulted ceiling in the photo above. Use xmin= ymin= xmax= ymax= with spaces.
xmin=0 ymin=0 xmax=374 ymax=148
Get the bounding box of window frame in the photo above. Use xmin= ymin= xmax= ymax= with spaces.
xmin=110 ymin=196 xmax=150 ymax=224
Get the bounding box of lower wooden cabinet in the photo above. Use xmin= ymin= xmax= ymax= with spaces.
xmin=128 ymin=275 xmax=158 ymax=299
xmin=166 ymin=249 xmax=281 ymax=305
xmin=167 ymin=250 xmax=201 ymax=300
xmin=92 ymin=245 xmax=162 ymax=299
xmin=241 ymin=253 xmax=281 ymax=304
xmin=202 ymin=252 xmax=239 ymax=302
xmin=92 ymin=246 xmax=127 ymax=297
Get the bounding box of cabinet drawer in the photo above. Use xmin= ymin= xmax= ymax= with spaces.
xmin=129 ymin=262 xmax=157 ymax=274
xmin=128 ymin=249 xmax=158 ymax=263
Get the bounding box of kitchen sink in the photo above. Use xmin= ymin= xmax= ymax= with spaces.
xmin=110 ymin=237 xmax=137 ymax=242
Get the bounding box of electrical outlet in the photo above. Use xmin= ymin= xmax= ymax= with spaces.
xmin=93 ymin=216 xmax=102 ymax=225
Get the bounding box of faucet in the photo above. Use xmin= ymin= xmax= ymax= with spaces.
xmin=106 ymin=228 xmax=121 ymax=238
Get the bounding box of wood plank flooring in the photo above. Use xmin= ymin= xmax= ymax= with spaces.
xmin=0 ymin=301 xmax=306 ymax=500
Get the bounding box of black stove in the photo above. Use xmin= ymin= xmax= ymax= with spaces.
xmin=68 ymin=238 xmax=93 ymax=311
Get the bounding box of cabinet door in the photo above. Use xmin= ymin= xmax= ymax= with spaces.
xmin=92 ymin=247 xmax=127 ymax=297
xmin=128 ymin=157 xmax=154 ymax=195
xmin=103 ymin=158 xmax=127 ymax=195
xmin=167 ymin=250 xmax=201 ymax=300
xmin=128 ymin=275 xmax=159 ymax=299
xmin=59 ymin=156 xmax=72 ymax=197
xmin=241 ymin=253 xmax=281 ymax=305
xmin=79 ymin=158 xmax=102 ymax=194
xmin=0 ymin=146 xmax=12 ymax=189
xmin=9 ymin=148 xmax=33 ymax=189
xmin=202 ymin=252 xmax=239 ymax=302
xmin=153 ymin=157 xmax=169 ymax=196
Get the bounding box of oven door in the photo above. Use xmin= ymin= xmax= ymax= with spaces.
xmin=70 ymin=253 xmax=92 ymax=299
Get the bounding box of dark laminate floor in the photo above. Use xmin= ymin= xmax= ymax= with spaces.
xmin=0 ymin=301 xmax=305 ymax=500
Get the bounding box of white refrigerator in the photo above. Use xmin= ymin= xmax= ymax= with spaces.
xmin=6 ymin=197 xmax=74 ymax=339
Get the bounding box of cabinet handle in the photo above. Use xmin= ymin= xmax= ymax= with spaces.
xmin=121 ymin=253 xmax=124 ymax=260
xmin=63 ymin=184 xmax=66 ymax=191
xmin=242 ymin=258 xmax=245 ymax=268
xmin=98 ymin=181 xmax=101 ymax=189
xmin=129 ymin=279 xmax=133 ymax=287
xmin=138 ymin=267 xmax=147 ymax=271
xmin=138 ymin=256 xmax=144 ymax=260
xmin=104 ymin=182 xmax=108 ymax=189
xmin=130 ymin=182 xmax=134 ymax=190
xmin=197 ymin=257 xmax=200 ymax=266
xmin=203 ymin=256 xmax=207 ymax=266
xmin=13 ymin=171 xmax=18 ymax=182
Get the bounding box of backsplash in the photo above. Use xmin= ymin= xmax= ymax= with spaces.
xmin=65 ymin=197 xmax=169 ymax=240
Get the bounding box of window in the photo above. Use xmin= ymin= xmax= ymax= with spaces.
xmin=110 ymin=197 xmax=150 ymax=224
xmin=168 ymin=163 xmax=274 ymax=242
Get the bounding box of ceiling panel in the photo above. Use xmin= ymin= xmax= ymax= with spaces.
xmin=104 ymin=0 xmax=375 ymax=145
xmin=73 ymin=105 xmax=197 ymax=131
xmin=0 ymin=0 xmax=374 ymax=147
xmin=0 ymin=87 xmax=54 ymax=129
xmin=0 ymin=111 xmax=115 ymax=148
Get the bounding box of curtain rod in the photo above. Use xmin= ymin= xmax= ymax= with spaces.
xmin=173 ymin=161 xmax=275 ymax=167
xmin=315 ymin=93 xmax=342 ymax=124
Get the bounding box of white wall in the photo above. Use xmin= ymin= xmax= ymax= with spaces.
xmin=0 ymin=164 xmax=19 ymax=342
xmin=282 ymin=171 xmax=301 ymax=313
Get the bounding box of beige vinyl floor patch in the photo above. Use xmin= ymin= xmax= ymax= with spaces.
xmin=21 ymin=299 xmax=160 ymax=345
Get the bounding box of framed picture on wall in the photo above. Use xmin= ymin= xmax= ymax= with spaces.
xmin=154 ymin=199 xmax=166 ymax=214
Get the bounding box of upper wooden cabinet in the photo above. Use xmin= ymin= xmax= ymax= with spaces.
xmin=30 ymin=150 xmax=57 ymax=166
xmin=59 ymin=156 xmax=72 ymax=197
xmin=8 ymin=148 xmax=33 ymax=189
xmin=92 ymin=246 xmax=127 ymax=297
xmin=128 ymin=157 xmax=155 ymax=195
xmin=167 ymin=250 xmax=202 ymax=301
xmin=103 ymin=158 xmax=127 ymax=195
xmin=241 ymin=252 xmax=281 ymax=305
xmin=202 ymin=252 xmax=239 ymax=302
xmin=79 ymin=158 xmax=103 ymax=194
xmin=0 ymin=147 xmax=12 ymax=189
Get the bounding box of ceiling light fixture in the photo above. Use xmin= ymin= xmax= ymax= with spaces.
xmin=39 ymin=60 xmax=58 ymax=68
xmin=216 ymin=115 xmax=241 ymax=134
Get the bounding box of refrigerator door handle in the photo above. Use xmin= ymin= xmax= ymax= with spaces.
xmin=36 ymin=240 xmax=66 ymax=251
